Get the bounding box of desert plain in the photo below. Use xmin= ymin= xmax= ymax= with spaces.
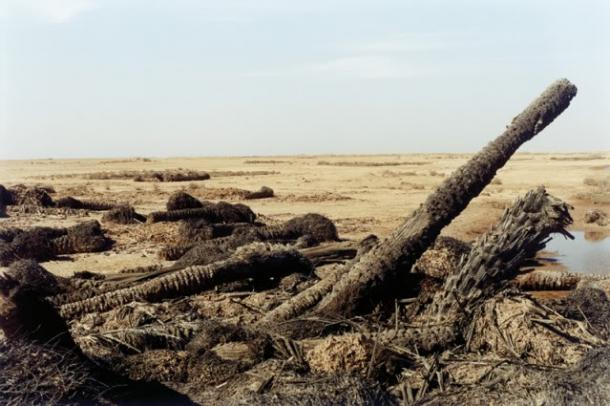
xmin=0 ymin=152 xmax=608 ymax=277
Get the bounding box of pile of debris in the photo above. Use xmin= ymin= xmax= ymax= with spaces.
xmin=3 ymin=79 xmax=609 ymax=405
xmin=0 ymin=220 xmax=113 ymax=266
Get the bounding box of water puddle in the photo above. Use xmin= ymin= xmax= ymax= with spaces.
xmin=538 ymin=231 xmax=610 ymax=274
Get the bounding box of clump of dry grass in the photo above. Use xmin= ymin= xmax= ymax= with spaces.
xmin=279 ymin=192 xmax=352 ymax=202
xmin=0 ymin=339 xmax=104 ymax=405
xmin=207 ymin=170 xmax=279 ymax=177
xmin=576 ymin=176 xmax=610 ymax=204
xmin=429 ymin=170 xmax=445 ymax=177
xmin=401 ymin=182 xmax=425 ymax=190
xmin=550 ymin=154 xmax=606 ymax=161
xmin=244 ymin=160 xmax=290 ymax=164
xmin=133 ymin=170 xmax=211 ymax=182
xmin=584 ymin=208 xmax=608 ymax=226
xmin=381 ymin=170 xmax=417 ymax=177
xmin=583 ymin=177 xmax=610 ymax=190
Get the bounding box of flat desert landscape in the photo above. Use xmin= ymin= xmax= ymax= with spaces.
xmin=1 ymin=152 xmax=608 ymax=277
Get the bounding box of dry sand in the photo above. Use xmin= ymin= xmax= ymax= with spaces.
xmin=0 ymin=152 xmax=608 ymax=276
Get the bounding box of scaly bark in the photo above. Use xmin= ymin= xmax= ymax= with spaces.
xmin=427 ymin=186 xmax=573 ymax=319
xmin=147 ymin=201 xmax=256 ymax=224
xmin=59 ymin=243 xmax=312 ymax=319
xmin=167 ymin=213 xmax=338 ymax=264
xmin=387 ymin=187 xmax=574 ymax=352
xmin=317 ymin=79 xmax=578 ymax=317
xmin=514 ymin=270 xmax=581 ymax=291
xmin=257 ymin=235 xmax=378 ymax=327
xmin=55 ymin=196 xmax=117 ymax=211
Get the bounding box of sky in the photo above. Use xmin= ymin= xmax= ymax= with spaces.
xmin=0 ymin=0 xmax=609 ymax=159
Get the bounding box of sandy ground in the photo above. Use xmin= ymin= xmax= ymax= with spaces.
xmin=0 ymin=152 xmax=608 ymax=277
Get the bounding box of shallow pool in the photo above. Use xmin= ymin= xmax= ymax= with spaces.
xmin=543 ymin=231 xmax=610 ymax=274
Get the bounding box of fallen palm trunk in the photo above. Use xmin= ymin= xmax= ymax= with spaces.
xmin=299 ymin=241 xmax=359 ymax=265
xmin=514 ymin=270 xmax=581 ymax=290
xmin=169 ymin=213 xmax=338 ymax=266
xmin=0 ymin=221 xmax=113 ymax=266
xmin=257 ymin=235 xmax=379 ymax=327
xmin=244 ymin=186 xmax=274 ymax=200
xmin=251 ymin=213 xmax=338 ymax=243
xmin=147 ymin=201 xmax=256 ymax=224
xmin=82 ymin=321 xmax=203 ymax=354
xmin=317 ymin=79 xmax=578 ymax=317
xmin=180 ymin=220 xmax=258 ymax=242
xmin=514 ymin=270 xmax=610 ymax=291
xmin=159 ymin=242 xmax=199 ymax=260
xmin=157 ymin=221 xmax=262 ymax=260
xmin=101 ymin=205 xmax=146 ymax=224
xmin=55 ymin=196 xmax=117 ymax=211
xmin=59 ymin=244 xmax=312 ymax=319
xmin=256 ymin=265 xmax=349 ymax=328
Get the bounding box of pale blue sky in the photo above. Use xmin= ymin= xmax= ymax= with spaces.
xmin=1 ymin=0 xmax=609 ymax=159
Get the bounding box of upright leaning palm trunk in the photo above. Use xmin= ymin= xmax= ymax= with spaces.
xmin=317 ymin=79 xmax=578 ymax=317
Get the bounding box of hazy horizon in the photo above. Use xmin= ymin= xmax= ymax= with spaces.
xmin=1 ymin=1 xmax=609 ymax=159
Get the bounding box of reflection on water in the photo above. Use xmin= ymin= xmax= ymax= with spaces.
xmin=544 ymin=231 xmax=610 ymax=274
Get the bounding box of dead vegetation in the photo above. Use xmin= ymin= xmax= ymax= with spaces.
xmin=243 ymin=159 xmax=291 ymax=164
xmin=174 ymin=186 xmax=275 ymax=202
xmin=102 ymin=205 xmax=146 ymax=224
xmin=4 ymin=79 xmax=610 ymax=405
xmin=208 ymin=170 xmax=279 ymax=177
xmin=318 ymin=160 xmax=428 ymax=167
xmin=279 ymin=192 xmax=353 ymax=202
xmin=550 ymin=154 xmax=606 ymax=161
xmin=133 ymin=170 xmax=211 ymax=182
xmin=0 ymin=221 xmax=113 ymax=266
xmin=584 ymin=208 xmax=608 ymax=226
xmin=55 ymin=196 xmax=118 ymax=210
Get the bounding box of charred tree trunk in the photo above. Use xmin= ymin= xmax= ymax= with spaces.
xmin=316 ymin=79 xmax=577 ymax=317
